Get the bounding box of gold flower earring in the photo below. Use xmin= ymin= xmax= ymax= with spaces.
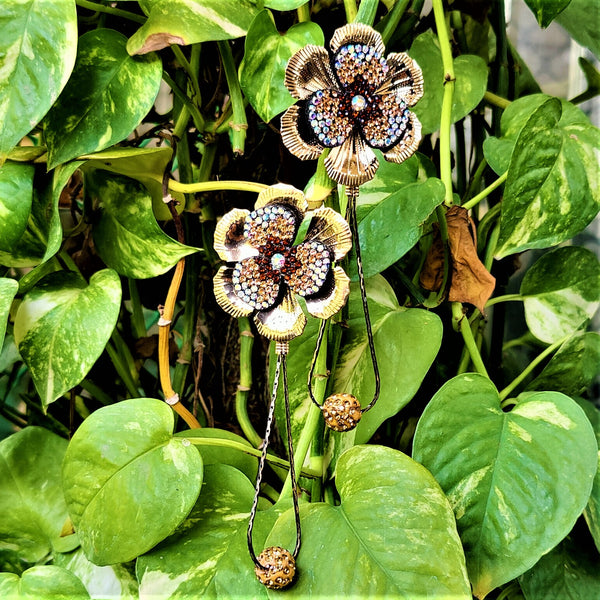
xmin=213 ymin=184 xmax=352 ymax=588
xmin=281 ymin=23 xmax=424 ymax=431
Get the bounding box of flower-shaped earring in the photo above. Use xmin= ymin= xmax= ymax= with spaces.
xmin=281 ymin=23 xmax=424 ymax=431
xmin=213 ymin=183 xmax=352 ymax=588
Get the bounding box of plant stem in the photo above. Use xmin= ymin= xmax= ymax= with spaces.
xmin=452 ymin=302 xmax=489 ymax=378
xmin=217 ymin=41 xmax=247 ymax=154
xmin=297 ymin=2 xmax=311 ymax=22
xmin=75 ymin=0 xmax=146 ymax=24
xmin=105 ymin=341 xmax=139 ymax=398
xmin=235 ymin=318 xmax=262 ymax=448
xmin=355 ymin=0 xmax=379 ymax=26
xmin=171 ymin=45 xmax=202 ymax=109
xmin=162 ymin=71 xmax=205 ymax=132
xmin=485 ymin=293 xmax=522 ymax=308
xmin=127 ymin=279 xmax=146 ymax=339
xmin=380 ymin=0 xmax=410 ymax=45
xmin=343 ymin=0 xmax=358 ymax=22
xmin=498 ymin=337 xmax=567 ymax=402
xmin=168 ymin=180 xmax=267 ymax=194
xmin=462 ymin=170 xmax=508 ymax=211
xmin=432 ymin=0 xmax=455 ymax=207
xmin=484 ymin=91 xmax=512 ymax=110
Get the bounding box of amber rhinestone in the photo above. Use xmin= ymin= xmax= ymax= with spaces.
xmin=244 ymin=204 xmax=297 ymax=251
xmin=322 ymin=393 xmax=362 ymax=432
xmin=254 ymin=546 xmax=296 ymax=589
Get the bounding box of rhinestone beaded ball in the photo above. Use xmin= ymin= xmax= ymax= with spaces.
xmin=321 ymin=393 xmax=362 ymax=432
xmin=254 ymin=546 xmax=296 ymax=589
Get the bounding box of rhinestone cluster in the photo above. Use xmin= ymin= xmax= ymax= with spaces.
xmin=361 ymin=97 xmax=411 ymax=149
xmin=321 ymin=393 xmax=362 ymax=432
xmin=255 ymin=546 xmax=296 ymax=589
xmin=286 ymin=241 xmax=332 ymax=296
xmin=244 ymin=204 xmax=296 ymax=251
xmin=232 ymin=256 xmax=280 ymax=310
xmin=334 ymin=43 xmax=388 ymax=88
xmin=307 ymin=89 xmax=351 ymax=147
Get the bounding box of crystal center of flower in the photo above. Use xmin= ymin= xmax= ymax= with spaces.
xmin=271 ymin=253 xmax=286 ymax=270
xmin=351 ymin=94 xmax=367 ymax=112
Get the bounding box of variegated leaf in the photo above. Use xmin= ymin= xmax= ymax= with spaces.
xmin=413 ymin=374 xmax=598 ymax=599
xmin=0 ymin=278 xmax=18 ymax=350
xmin=127 ymin=0 xmax=259 ymax=55
xmin=44 ymin=29 xmax=162 ymax=169
xmin=88 ymin=171 xmax=199 ymax=278
xmin=0 ymin=0 xmax=77 ymax=164
xmin=14 ymin=269 xmax=122 ymax=408
xmin=0 ymin=566 xmax=89 ymax=599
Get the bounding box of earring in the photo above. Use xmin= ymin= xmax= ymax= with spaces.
xmin=213 ymin=183 xmax=352 ymax=588
xmin=281 ymin=23 xmax=424 ymax=432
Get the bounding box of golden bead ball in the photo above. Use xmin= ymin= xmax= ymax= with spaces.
xmin=254 ymin=546 xmax=296 ymax=589
xmin=322 ymin=393 xmax=362 ymax=432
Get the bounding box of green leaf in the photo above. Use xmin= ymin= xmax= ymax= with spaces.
xmin=413 ymin=374 xmax=598 ymax=598
xmin=488 ymin=96 xmax=600 ymax=257
xmin=519 ymin=246 xmax=600 ymax=343
xmin=0 ymin=278 xmax=18 ymax=350
xmin=81 ymin=147 xmax=177 ymax=220
xmin=127 ymin=0 xmax=260 ymax=55
xmin=266 ymin=445 xmax=471 ymax=598
xmin=62 ymin=398 xmax=203 ymax=565
xmin=263 ymin=0 xmax=308 ymax=9
xmin=44 ymin=29 xmax=162 ymax=169
xmin=0 ymin=0 xmax=77 ymax=164
xmin=239 ymin=10 xmax=324 ymax=123
xmin=137 ymin=464 xmax=269 ymax=599
xmin=174 ymin=428 xmax=258 ymax=482
xmin=354 ymin=177 xmax=445 ymax=279
xmin=0 ymin=428 xmax=69 ymax=565
xmin=0 ymin=162 xmax=35 ymax=254
xmin=54 ymin=548 xmax=138 ymax=600
xmin=524 ymin=0 xmax=572 ymax=27
xmin=408 ymin=31 xmax=488 ymax=134
xmin=527 ymin=331 xmax=600 ymax=395
xmin=88 ymin=171 xmax=199 ymax=278
xmin=14 ymin=269 xmax=122 ymax=408
xmin=519 ymin=531 xmax=600 ymax=600
xmin=556 ymin=0 xmax=600 ymax=59
xmin=0 ymin=565 xmax=90 ymax=599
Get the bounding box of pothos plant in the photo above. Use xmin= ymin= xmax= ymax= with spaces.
xmin=0 ymin=0 xmax=599 ymax=598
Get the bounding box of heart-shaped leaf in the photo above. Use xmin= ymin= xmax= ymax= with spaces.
xmin=62 ymin=398 xmax=203 ymax=565
xmin=519 ymin=246 xmax=600 ymax=343
xmin=527 ymin=331 xmax=600 ymax=396
xmin=488 ymin=96 xmax=600 ymax=258
xmin=45 ymin=29 xmax=162 ymax=169
xmin=14 ymin=269 xmax=122 ymax=408
xmin=127 ymin=0 xmax=259 ymax=55
xmin=413 ymin=373 xmax=598 ymax=598
xmin=88 ymin=171 xmax=199 ymax=278
xmin=556 ymin=0 xmax=600 ymax=59
xmin=137 ymin=464 xmax=270 ymax=599
xmin=54 ymin=548 xmax=138 ymax=600
xmin=0 ymin=427 xmax=69 ymax=565
xmin=265 ymin=445 xmax=471 ymax=598
xmin=0 ymin=278 xmax=18 ymax=349
xmin=0 ymin=162 xmax=35 ymax=256
xmin=524 ymin=0 xmax=572 ymax=27
xmin=0 ymin=0 xmax=77 ymax=163
xmin=408 ymin=31 xmax=488 ymax=134
xmin=0 ymin=566 xmax=89 ymax=599
xmin=240 ymin=10 xmax=324 ymax=123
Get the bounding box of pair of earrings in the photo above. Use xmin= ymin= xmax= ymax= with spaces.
xmin=213 ymin=23 xmax=423 ymax=590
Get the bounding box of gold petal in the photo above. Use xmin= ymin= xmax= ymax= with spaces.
xmin=382 ymin=112 xmax=422 ymax=164
xmin=281 ymin=105 xmax=324 ymax=162
xmin=213 ymin=266 xmax=253 ymax=318
xmin=255 ymin=183 xmax=309 ymax=215
xmin=213 ymin=208 xmax=258 ymax=263
xmin=305 ymin=207 xmax=352 ymax=261
xmin=285 ymin=45 xmax=338 ymax=100
xmin=254 ymin=289 xmax=306 ymax=341
xmin=305 ymin=267 xmax=350 ymax=320
xmin=325 ymin=134 xmax=379 ymax=186
xmin=380 ymin=53 xmax=424 ymax=106
xmin=330 ymin=23 xmax=385 ymax=55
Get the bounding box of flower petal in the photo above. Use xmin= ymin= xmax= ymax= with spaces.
xmin=281 ymin=105 xmax=323 ymax=161
xmin=285 ymin=239 xmax=333 ymax=298
xmin=255 ymin=183 xmax=308 ymax=214
xmin=325 ymin=133 xmax=379 ymax=186
xmin=332 ymin=39 xmax=389 ymax=90
xmin=359 ymin=93 xmax=414 ymax=152
xmin=213 ymin=265 xmax=253 ymax=318
xmin=305 ymin=89 xmax=352 ymax=148
xmin=254 ymin=288 xmax=306 ymax=341
xmin=304 ymin=207 xmax=352 ymax=261
xmin=214 ymin=208 xmax=258 ymax=263
xmin=285 ymin=45 xmax=338 ymax=100
xmin=382 ymin=111 xmax=422 ymax=164
xmin=330 ymin=23 xmax=384 ymax=56
xmin=233 ymin=256 xmax=282 ymax=311
xmin=244 ymin=204 xmax=299 ymax=254
xmin=378 ymin=52 xmax=424 ymax=106
xmin=305 ymin=266 xmax=350 ymax=320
